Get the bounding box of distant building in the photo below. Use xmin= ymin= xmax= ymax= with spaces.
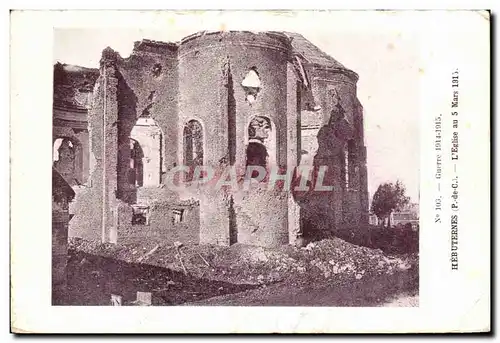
xmin=368 ymin=202 xmax=419 ymax=229
xmin=368 ymin=213 xmax=379 ymax=226
xmin=392 ymin=213 xmax=418 ymax=228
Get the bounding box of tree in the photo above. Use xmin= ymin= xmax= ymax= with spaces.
xmin=371 ymin=180 xmax=410 ymax=227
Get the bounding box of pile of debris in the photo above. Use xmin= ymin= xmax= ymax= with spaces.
xmin=68 ymin=236 xmax=418 ymax=287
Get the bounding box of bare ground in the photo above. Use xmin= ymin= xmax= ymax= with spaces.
xmin=64 ymin=250 xmax=258 ymax=305
xmin=184 ymin=266 xmax=418 ymax=306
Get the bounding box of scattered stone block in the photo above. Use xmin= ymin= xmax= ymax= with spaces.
xmin=111 ymin=294 xmax=122 ymax=306
xmin=136 ymin=291 xmax=152 ymax=306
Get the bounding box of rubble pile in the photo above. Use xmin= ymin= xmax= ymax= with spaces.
xmin=293 ymin=239 xmax=416 ymax=282
xmin=69 ymin=236 xmax=418 ymax=287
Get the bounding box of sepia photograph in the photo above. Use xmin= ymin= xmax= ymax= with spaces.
xmin=10 ymin=9 xmax=490 ymax=333
xmin=51 ymin=16 xmax=420 ymax=307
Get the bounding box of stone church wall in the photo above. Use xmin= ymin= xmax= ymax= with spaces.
xmin=58 ymin=31 xmax=369 ymax=247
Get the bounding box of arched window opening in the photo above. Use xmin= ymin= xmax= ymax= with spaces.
xmin=128 ymin=139 xmax=144 ymax=187
xmin=53 ymin=137 xmax=82 ymax=186
xmin=246 ymin=116 xmax=274 ymax=169
xmin=129 ymin=117 xmax=163 ymax=187
xmin=183 ymin=120 xmax=204 ymax=171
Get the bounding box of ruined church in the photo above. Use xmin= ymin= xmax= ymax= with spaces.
xmin=53 ymin=31 xmax=369 ymax=247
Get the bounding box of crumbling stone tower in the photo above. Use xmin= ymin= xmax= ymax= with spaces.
xmin=61 ymin=31 xmax=368 ymax=247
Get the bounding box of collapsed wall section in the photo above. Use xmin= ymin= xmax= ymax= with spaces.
xmin=297 ymin=65 xmax=368 ymax=233
xmin=112 ymin=40 xmax=201 ymax=244
xmin=68 ymin=49 xmax=119 ymax=242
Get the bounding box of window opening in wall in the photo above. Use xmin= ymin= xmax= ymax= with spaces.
xmin=129 ymin=117 xmax=164 ymax=187
xmin=246 ymin=142 xmax=268 ymax=169
xmin=53 ymin=137 xmax=82 ymax=185
xmin=241 ymin=67 xmax=261 ymax=104
xmin=183 ymin=120 xmax=203 ymax=181
xmin=172 ymin=209 xmax=184 ymax=224
xmin=246 ymin=116 xmax=273 ymax=169
xmin=348 ymin=139 xmax=357 ymax=191
xmin=132 ymin=213 xmax=147 ymax=225
xmin=159 ymin=131 xmax=165 ymax=182
xmin=344 ymin=140 xmax=357 ymax=190
xmin=132 ymin=205 xmax=150 ymax=225
xmin=344 ymin=142 xmax=349 ymax=189
xmin=53 ymin=138 xmax=74 ymax=162
xmin=184 ymin=120 xmax=203 ymax=166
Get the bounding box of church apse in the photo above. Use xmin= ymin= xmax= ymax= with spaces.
xmin=56 ymin=30 xmax=368 ymax=247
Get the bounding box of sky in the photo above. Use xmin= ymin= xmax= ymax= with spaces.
xmin=53 ymin=11 xmax=421 ymax=203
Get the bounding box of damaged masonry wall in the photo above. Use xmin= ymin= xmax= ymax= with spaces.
xmin=57 ymin=31 xmax=368 ymax=247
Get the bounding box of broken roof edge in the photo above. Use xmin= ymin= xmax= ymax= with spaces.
xmin=133 ymin=39 xmax=179 ymax=53
xmin=53 ymin=63 xmax=99 ymax=111
xmin=179 ymin=30 xmax=291 ymax=45
xmin=312 ymin=64 xmax=359 ymax=82
xmin=54 ymin=62 xmax=99 ymax=74
xmin=282 ymin=31 xmax=359 ymax=81
xmin=57 ymin=31 xmax=357 ymax=81
xmin=291 ymin=52 xmax=359 ymax=83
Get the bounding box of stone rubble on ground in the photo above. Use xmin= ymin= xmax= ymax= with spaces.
xmin=68 ymin=236 xmax=418 ymax=287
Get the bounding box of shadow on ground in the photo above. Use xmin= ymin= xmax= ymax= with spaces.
xmin=58 ymin=250 xmax=258 ymax=306
xmin=186 ymin=265 xmax=419 ymax=307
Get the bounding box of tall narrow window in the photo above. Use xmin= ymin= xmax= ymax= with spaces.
xmin=172 ymin=209 xmax=184 ymax=224
xmin=344 ymin=142 xmax=349 ymax=189
xmin=343 ymin=140 xmax=357 ymax=190
xmin=184 ymin=120 xmax=204 ymax=180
